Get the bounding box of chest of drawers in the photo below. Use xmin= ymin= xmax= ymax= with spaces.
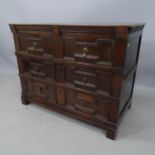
xmin=10 ymin=24 xmax=144 ymax=140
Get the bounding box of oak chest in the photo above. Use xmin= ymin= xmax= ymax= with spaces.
xmin=10 ymin=24 xmax=144 ymax=139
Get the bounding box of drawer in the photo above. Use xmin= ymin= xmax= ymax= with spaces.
xmin=65 ymin=66 xmax=112 ymax=95
xmin=17 ymin=34 xmax=54 ymax=57
xmin=66 ymin=89 xmax=110 ymax=121
xmin=62 ymin=32 xmax=114 ymax=66
xmin=74 ymin=67 xmax=97 ymax=91
xmin=23 ymin=78 xmax=56 ymax=104
xmin=19 ymin=58 xmax=55 ymax=80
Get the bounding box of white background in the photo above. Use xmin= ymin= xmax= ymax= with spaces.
xmin=0 ymin=0 xmax=154 ymax=155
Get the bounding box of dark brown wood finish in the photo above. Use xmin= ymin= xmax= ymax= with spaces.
xmin=10 ymin=24 xmax=145 ymax=140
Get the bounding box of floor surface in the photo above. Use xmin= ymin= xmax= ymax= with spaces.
xmin=0 ymin=74 xmax=154 ymax=155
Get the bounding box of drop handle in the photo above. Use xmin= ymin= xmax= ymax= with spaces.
xmin=32 ymin=42 xmax=38 ymax=49
xmin=82 ymin=47 xmax=88 ymax=57
xmin=27 ymin=41 xmax=44 ymax=53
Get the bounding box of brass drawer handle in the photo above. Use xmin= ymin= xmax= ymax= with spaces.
xmin=32 ymin=42 xmax=38 ymax=49
xmin=82 ymin=47 xmax=88 ymax=57
xmin=27 ymin=42 xmax=44 ymax=53
xmin=82 ymin=47 xmax=88 ymax=52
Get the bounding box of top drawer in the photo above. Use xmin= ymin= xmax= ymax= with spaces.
xmin=62 ymin=32 xmax=114 ymax=66
xmin=16 ymin=33 xmax=54 ymax=57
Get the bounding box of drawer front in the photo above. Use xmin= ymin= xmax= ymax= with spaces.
xmin=74 ymin=68 xmax=97 ymax=91
xmin=23 ymin=78 xmax=56 ymax=104
xmin=17 ymin=34 xmax=54 ymax=57
xmin=62 ymin=32 xmax=114 ymax=66
xmin=19 ymin=58 xmax=55 ymax=80
xmin=66 ymin=89 xmax=110 ymax=121
xmin=65 ymin=66 xmax=112 ymax=95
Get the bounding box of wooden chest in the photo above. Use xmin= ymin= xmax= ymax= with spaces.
xmin=10 ymin=24 xmax=144 ymax=140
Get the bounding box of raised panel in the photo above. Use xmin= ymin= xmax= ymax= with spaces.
xmin=62 ymin=32 xmax=114 ymax=66
xmin=74 ymin=40 xmax=114 ymax=65
xmin=32 ymin=81 xmax=47 ymax=98
xmin=120 ymin=74 xmax=134 ymax=113
xmin=17 ymin=34 xmax=54 ymax=57
xmin=19 ymin=58 xmax=55 ymax=80
xmin=124 ymin=37 xmax=140 ymax=75
xmin=66 ymin=89 xmax=110 ymax=121
xmin=64 ymin=66 xmax=112 ymax=95
xmin=74 ymin=67 xmax=97 ymax=91
xmin=24 ymin=78 xmax=56 ymax=104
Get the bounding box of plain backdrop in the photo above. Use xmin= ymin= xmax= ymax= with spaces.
xmin=0 ymin=1 xmax=155 ymax=155
xmin=0 ymin=0 xmax=155 ymax=89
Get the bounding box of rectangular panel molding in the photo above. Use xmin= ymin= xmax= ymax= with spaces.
xmin=10 ymin=23 xmax=145 ymax=140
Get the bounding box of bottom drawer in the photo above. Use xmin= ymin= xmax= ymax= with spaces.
xmin=22 ymin=78 xmax=56 ymax=104
xmin=66 ymin=89 xmax=110 ymax=121
xmin=22 ymin=77 xmax=111 ymax=122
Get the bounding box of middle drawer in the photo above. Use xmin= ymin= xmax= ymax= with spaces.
xmin=18 ymin=57 xmax=55 ymax=80
xmin=19 ymin=57 xmax=113 ymax=96
xmin=64 ymin=66 xmax=113 ymax=95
